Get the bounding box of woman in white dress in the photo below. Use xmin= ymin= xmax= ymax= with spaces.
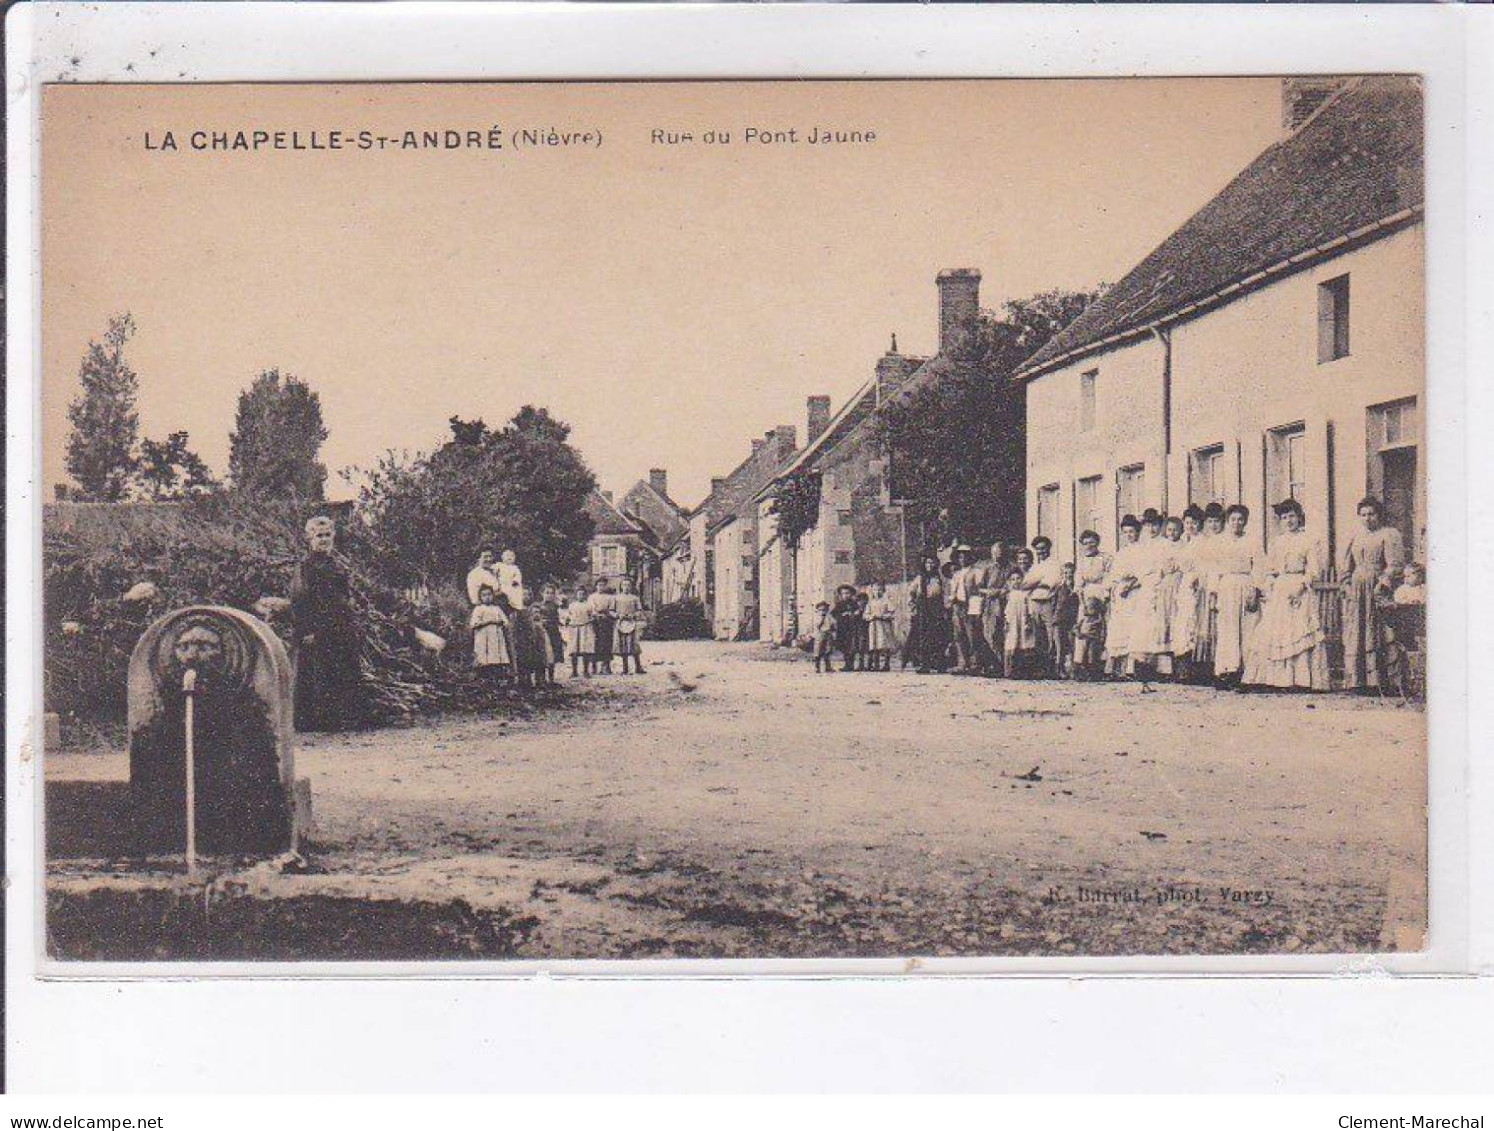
xmin=1105 ymin=514 xmax=1146 ymax=676
xmin=1207 ymin=503 xmax=1261 ymax=685
xmin=1128 ymin=508 xmax=1174 ymax=676
xmin=1244 ymin=498 xmax=1329 ymax=690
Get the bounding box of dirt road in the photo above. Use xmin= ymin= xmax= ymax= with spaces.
xmin=47 ymin=640 xmax=1426 ymax=960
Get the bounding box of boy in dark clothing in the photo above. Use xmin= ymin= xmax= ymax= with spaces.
xmin=1054 ymin=562 xmax=1079 ymax=680
xmin=832 ymin=585 xmax=861 ymax=673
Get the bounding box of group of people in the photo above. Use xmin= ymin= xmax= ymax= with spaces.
xmin=465 ymin=548 xmax=647 ymax=685
xmin=852 ymin=494 xmax=1420 ymax=693
xmin=811 ymin=583 xmax=900 ymax=673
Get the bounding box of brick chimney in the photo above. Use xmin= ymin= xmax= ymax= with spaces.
xmin=772 ymin=424 xmax=797 ymax=461
xmin=649 ymin=468 xmax=668 ymax=498
xmin=711 ymin=476 xmax=726 ymax=495
xmin=806 ymin=395 xmax=832 ymax=444
xmin=936 ymin=268 xmax=981 ymax=357
xmin=1281 ymin=77 xmax=1350 ymax=133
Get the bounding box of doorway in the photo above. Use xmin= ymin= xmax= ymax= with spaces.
xmin=1380 ymin=445 xmax=1417 ymax=556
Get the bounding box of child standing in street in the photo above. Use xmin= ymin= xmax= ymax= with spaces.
xmin=812 ymin=600 xmax=836 ymax=673
xmin=469 ymin=585 xmax=512 ymax=685
xmin=1054 ymin=562 xmax=1079 ymax=680
xmin=863 ymin=582 xmax=896 ymax=672
xmin=563 ymin=584 xmax=595 ymax=678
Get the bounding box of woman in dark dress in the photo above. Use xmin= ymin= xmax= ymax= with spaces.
xmin=904 ymin=555 xmax=951 ymax=673
xmin=289 ymin=516 xmax=367 ymax=731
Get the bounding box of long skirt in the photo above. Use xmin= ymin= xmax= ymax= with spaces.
xmin=1243 ymin=574 xmax=1329 ymax=689
xmin=1210 ymin=573 xmax=1259 ymax=677
xmin=1104 ymin=587 xmax=1142 ymax=672
xmin=905 ymin=606 xmax=950 ymax=670
xmin=1168 ymin=575 xmax=1201 ymax=658
xmin=293 ymin=626 xmax=366 ymax=732
xmin=1004 ymin=592 xmax=1041 ymax=654
xmin=472 ymin=623 xmax=511 ymax=667
xmin=1341 ymin=575 xmax=1390 ymax=690
xmin=867 ymin=617 xmax=895 ymax=652
xmin=593 ymin=615 xmax=616 ymax=662
xmin=567 ymin=622 xmax=595 ymax=656
xmin=1124 ymin=581 xmax=1174 ymax=676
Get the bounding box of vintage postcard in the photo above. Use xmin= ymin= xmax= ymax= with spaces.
xmin=39 ymin=76 xmax=1427 ymax=964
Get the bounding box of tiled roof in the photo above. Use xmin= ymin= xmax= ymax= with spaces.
xmin=585 ymin=489 xmax=646 ymax=538
xmin=1017 ymin=76 xmax=1423 ymax=379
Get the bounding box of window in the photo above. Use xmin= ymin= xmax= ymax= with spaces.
xmin=1318 ymin=274 xmax=1350 ymax=362
xmin=1116 ymin=464 xmax=1145 ymax=533
xmin=834 ymin=550 xmax=851 ymax=565
xmin=837 ymin=508 xmax=852 ymax=526
xmin=1266 ymin=426 xmax=1308 ymax=503
xmin=1266 ymin=425 xmax=1308 ymax=540
xmin=1075 ymin=475 xmax=1103 ymax=541
xmin=1079 ymin=370 xmax=1097 ymax=432
xmin=1036 ymin=484 xmax=1060 ymax=540
xmin=1381 ymin=399 xmax=1417 ymax=447
xmin=595 ymin=544 xmax=624 ymax=576
xmin=1190 ymin=445 xmax=1227 ymax=507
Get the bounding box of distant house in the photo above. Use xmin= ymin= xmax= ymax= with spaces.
xmin=756 ymin=269 xmax=980 ymax=641
xmin=1015 ymin=77 xmax=1424 ymax=566
xmin=581 ymin=489 xmax=655 ymax=597
xmin=681 ymin=426 xmax=799 ymax=640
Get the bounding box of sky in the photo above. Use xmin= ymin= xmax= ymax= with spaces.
xmin=42 ymin=78 xmax=1283 ymax=508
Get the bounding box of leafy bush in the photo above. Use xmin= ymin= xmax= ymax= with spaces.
xmin=648 ymin=598 xmax=711 ymax=641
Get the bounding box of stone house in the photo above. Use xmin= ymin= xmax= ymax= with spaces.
xmin=682 ymin=425 xmax=799 ymax=640
xmin=582 ymin=471 xmax=690 ymax=608
xmin=757 ymin=269 xmax=982 ymax=641
xmin=1016 ymin=77 xmax=1424 ymax=568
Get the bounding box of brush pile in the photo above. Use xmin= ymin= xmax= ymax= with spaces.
xmin=43 ymin=496 xmax=498 ymax=725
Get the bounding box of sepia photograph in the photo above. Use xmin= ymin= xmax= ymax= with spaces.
xmin=38 ymin=75 xmax=1427 ymax=964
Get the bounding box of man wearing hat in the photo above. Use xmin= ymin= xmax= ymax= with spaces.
xmin=947 ymin=545 xmax=979 ymax=673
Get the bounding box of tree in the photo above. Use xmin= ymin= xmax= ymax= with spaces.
xmin=877 ymin=287 xmax=1102 ymax=549
xmin=228 ymin=369 xmax=329 ymax=500
xmin=136 ymin=431 xmax=219 ymax=500
xmin=768 ymin=471 xmax=823 ymax=551
xmin=358 ymin=405 xmax=597 ymax=591
xmin=64 ymin=314 xmax=141 ymax=501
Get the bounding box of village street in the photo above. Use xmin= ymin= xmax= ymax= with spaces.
xmin=46 ymin=640 xmax=1425 ymax=961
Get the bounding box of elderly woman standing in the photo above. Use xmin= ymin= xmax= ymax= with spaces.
xmin=290 ymin=515 xmax=367 ymax=731
xmin=905 ymin=554 xmax=950 ymax=673
xmin=1340 ymin=495 xmax=1406 ymax=691
xmin=1245 ymin=499 xmax=1329 ymax=689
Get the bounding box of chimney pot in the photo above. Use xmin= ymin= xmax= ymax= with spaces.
xmin=649 ymin=468 xmax=668 ymax=498
xmin=711 ymin=477 xmax=726 ymax=493
xmin=807 ymin=396 xmax=832 ymax=444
